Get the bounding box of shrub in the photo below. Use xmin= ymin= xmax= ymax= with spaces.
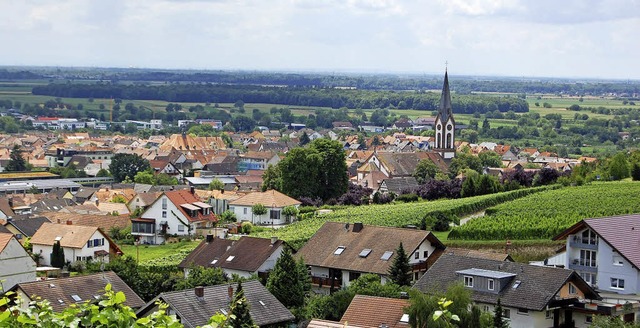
xmin=396 ymin=193 xmax=419 ymax=203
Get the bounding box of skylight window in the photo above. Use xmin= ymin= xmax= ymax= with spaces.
xmin=359 ymin=249 xmax=372 ymax=258
xmin=400 ymin=314 xmax=410 ymax=323
xmin=334 ymin=246 xmax=346 ymax=255
xmin=211 ymin=259 xmax=218 ymax=265
xmin=512 ymin=280 xmax=521 ymax=289
xmin=226 ymin=256 xmax=235 ymax=262
xmin=58 ymin=299 xmax=65 ymax=304
xmin=259 ymin=301 xmax=266 ymax=307
xmin=71 ymin=295 xmax=82 ymax=302
xmin=381 ymin=251 xmax=394 ymax=261
xmin=220 ymin=309 xmax=228 ymax=315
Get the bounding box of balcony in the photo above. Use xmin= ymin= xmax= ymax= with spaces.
xmin=311 ymin=276 xmax=342 ymax=289
xmin=569 ymin=236 xmax=598 ymax=250
xmin=569 ymin=258 xmax=597 ymax=272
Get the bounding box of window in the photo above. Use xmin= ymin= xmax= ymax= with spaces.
xmin=381 ymin=251 xmax=393 ymax=261
xmin=71 ymin=295 xmax=82 ymax=302
xmin=270 ymin=209 xmax=281 ymax=221
xmin=611 ymin=278 xmax=625 ymax=289
xmin=162 ymin=198 xmax=167 ymax=210
xmin=568 ymin=283 xmax=576 ymax=294
xmin=580 ymin=272 xmax=596 ymax=285
xmin=423 ymin=251 xmax=428 ymax=258
xmin=243 ymin=208 xmax=247 ymax=215
xmin=613 ymin=255 xmax=624 ymax=266
xmin=400 ymin=314 xmax=410 ymax=323
xmin=579 ymin=249 xmax=597 ymax=267
xmin=546 ymin=310 xmax=552 ymax=319
xmin=503 ymin=309 xmax=511 ymax=319
xmin=464 ymin=276 xmax=473 ymax=288
xmin=334 ymin=246 xmax=346 ymax=255
xmin=87 ymin=240 xmax=93 ymax=248
xmin=178 ymin=225 xmax=185 ymax=232
xmin=359 ymin=249 xmax=372 ymax=258
xmin=414 ymin=252 xmax=419 ymax=260
xmin=226 ymin=256 xmax=235 ymax=262
xmin=488 ymin=279 xmax=495 ymax=291
xmin=483 ymin=305 xmax=490 ymax=312
xmin=348 ymin=271 xmax=361 ymax=281
xmin=586 ymin=315 xmax=593 ymax=323
xmin=580 ymin=229 xmax=597 ymax=245
xmin=162 ymin=211 xmax=167 ymax=218
xmin=517 ymin=308 xmax=529 ymax=315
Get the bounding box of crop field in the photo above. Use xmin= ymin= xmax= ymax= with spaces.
xmin=253 ymin=186 xmax=552 ymax=250
xmin=448 ymin=181 xmax=640 ymax=241
xmin=119 ymin=240 xmax=199 ymax=265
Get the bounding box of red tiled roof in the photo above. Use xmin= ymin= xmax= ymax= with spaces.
xmin=340 ymin=295 xmax=410 ymax=328
xmin=165 ymin=190 xmax=218 ymax=223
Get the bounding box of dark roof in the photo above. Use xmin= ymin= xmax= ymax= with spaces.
xmin=30 ymin=198 xmax=76 ymax=213
xmin=137 ymin=280 xmax=294 ymax=328
xmin=179 ymin=236 xmax=283 ymax=273
xmin=380 ymin=177 xmax=420 ymax=194
xmin=340 ymin=295 xmax=410 ymax=328
xmin=296 ymin=222 xmax=443 ymax=275
xmin=414 ymin=254 xmax=599 ymax=311
xmin=178 ymin=238 xmax=234 ymax=269
xmin=375 ymin=152 xmax=433 ymax=177
xmin=74 ymin=187 xmax=98 ymax=200
xmin=0 ymin=199 xmax=15 ymax=217
xmin=5 ymin=216 xmax=51 ymax=237
xmin=437 ymin=70 xmax=454 ymax=124
xmin=0 ymin=224 xmax=10 ymax=234
xmin=10 ymin=271 xmax=144 ymax=312
xmin=443 ymin=247 xmax=513 ymax=262
xmin=553 ymin=214 xmax=640 ymax=269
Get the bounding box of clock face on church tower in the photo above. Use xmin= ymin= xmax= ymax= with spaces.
xmin=437 ymin=124 xmax=442 ymax=131
xmin=447 ymin=124 xmax=452 ymax=131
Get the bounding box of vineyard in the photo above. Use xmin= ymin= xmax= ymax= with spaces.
xmin=448 ymin=181 xmax=640 ymax=241
xmin=254 ymin=186 xmax=553 ymax=249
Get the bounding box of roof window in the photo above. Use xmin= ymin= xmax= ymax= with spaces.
xmin=226 ymin=256 xmax=235 ymax=262
xmin=400 ymin=314 xmax=410 ymax=323
xmin=512 ymin=280 xmax=521 ymax=289
xmin=359 ymin=249 xmax=372 ymax=258
xmin=71 ymin=295 xmax=82 ymax=302
xmin=381 ymin=251 xmax=394 ymax=261
xmin=334 ymin=246 xmax=346 ymax=255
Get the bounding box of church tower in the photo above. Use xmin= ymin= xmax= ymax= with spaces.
xmin=434 ymin=70 xmax=456 ymax=159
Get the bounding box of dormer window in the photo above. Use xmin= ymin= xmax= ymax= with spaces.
xmin=464 ymin=276 xmax=473 ymax=287
xmin=488 ymin=279 xmax=495 ymax=291
xmin=334 ymin=246 xmax=346 ymax=255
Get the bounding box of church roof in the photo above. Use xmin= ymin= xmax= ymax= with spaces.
xmin=438 ymin=70 xmax=454 ymax=124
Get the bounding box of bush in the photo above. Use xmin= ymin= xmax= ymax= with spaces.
xmin=396 ymin=193 xmax=419 ymax=203
xmin=241 ymin=222 xmax=253 ymax=234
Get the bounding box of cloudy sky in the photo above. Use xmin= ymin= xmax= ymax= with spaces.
xmin=1 ymin=0 xmax=638 ymax=79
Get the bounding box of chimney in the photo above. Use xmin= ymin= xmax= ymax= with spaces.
xmin=206 ymin=234 xmax=214 ymax=243
xmin=66 ymin=220 xmax=73 ymax=225
xmin=270 ymin=236 xmax=277 ymax=245
xmin=190 ymin=186 xmax=195 ymax=195
xmin=227 ymin=285 xmax=234 ymax=299
xmin=95 ymin=199 xmax=99 ymax=206
xmin=194 ymin=286 xmax=204 ymax=299
xmin=353 ymin=222 xmax=364 ymax=233
xmin=505 ymin=239 xmax=512 ymax=254
xmin=8 ymin=198 xmax=13 ymax=208
xmin=57 ymin=219 xmax=61 ymax=224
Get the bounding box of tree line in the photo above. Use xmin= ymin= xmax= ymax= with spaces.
xmin=32 ymin=82 xmax=529 ymax=113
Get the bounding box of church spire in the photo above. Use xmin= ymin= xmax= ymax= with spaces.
xmin=439 ymin=70 xmax=453 ymax=123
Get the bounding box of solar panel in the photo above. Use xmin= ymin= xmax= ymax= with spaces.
xmin=381 ymin=251 xmax=394 ymax=261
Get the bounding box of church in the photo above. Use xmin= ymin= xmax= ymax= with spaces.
xmin=433 ymin=70 xmax=456 ymax=159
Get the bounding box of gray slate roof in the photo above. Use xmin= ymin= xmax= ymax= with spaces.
xmin=5 ymin=216 xmax=51 ymax=237
xmin=138 ymin=280 xmax=294 ymax=328
xmin=414 ymin=254 xmax=599 ymax=311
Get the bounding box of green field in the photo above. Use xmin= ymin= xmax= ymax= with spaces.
xmin=253 ymin=187 xmax=552 ymax=249
xmin=449 ymin=181 xmax=640 ymax=241
xmin=119 ymin=240 xmax=199 ymax=264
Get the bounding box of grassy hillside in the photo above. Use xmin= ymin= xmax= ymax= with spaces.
xmin=449 ymin=181 xmax=640 ymax=241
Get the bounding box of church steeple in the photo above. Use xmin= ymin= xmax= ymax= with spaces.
xmin=439 ymin=70 xmax=453 ymax=123
xmin=433 ymin=70 xmax=456 ymax=159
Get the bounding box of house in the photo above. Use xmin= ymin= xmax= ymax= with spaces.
xmin=228 ymin=189 xmax=301 ymax=225
xmin=3 ymin=216 xmax=51 ymax=243
xmin=296 ymin=222 xmax=445 ymax=291
xmin=238 ymin=151 xmax=280 ymax=172
xmin=136 ymin=280 xmax=295 ymax=328
xmin=0 ymin=198 xmax=15 ymax=220
xmin=149 ymin=159 xmax=182 ymax=178
xmin=30 ymin=222 xmax=122 ymax=266
xmin=339 ymin=295 xmax=410 ymax=328
xmin=369 ymin=152 xmax=448 ymax=178
xmin=0 ymin=233 xmax=36 ymax=291
xmin=377 ymin=177 xmax=420 ymax=195
xmin=131 ymin=188 xmax=218 ymax=244
xmin=41 ymin=212 xmax=131 ymax=232
xmin=178 ymin=235 xmax=284 ymax=279
xmin=415 ymin=253 xmax=613 ymax=328
xmin=9 ymin=271 xmax=144 ymax=312
xmin=548 ymin=214 xmax=640 ymax=300
xmin=127 ymin=191 xmax=162 ymax=214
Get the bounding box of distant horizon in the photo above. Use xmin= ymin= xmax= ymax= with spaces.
xmin=3 ymin=65 xmax=638 ymax=83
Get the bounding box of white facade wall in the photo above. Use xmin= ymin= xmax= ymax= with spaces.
xmin=408 ymin=240 xmax=436 ymax=265
xmin=231 ymin=205 xmax=289 ymax=225
xmin=256 ymin=244 xmax=284 ymax=273
xmin=32 ymin=231 xmax=110 ymax=267
xmin=0 ymin=237 xmax=37 ymax=291
xmin=140 ymin=195 xmax=199 ymax=244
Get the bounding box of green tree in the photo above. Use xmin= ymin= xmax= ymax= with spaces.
xmin=478 ymin=151 xmax=502 ymax=168
xmin=631 ymin=162 xmax=640 ymax=181
xmin=230 ymin=282 xmax=254 ymax=328
xmin=96 ymin=168 xmax=111 ymax=177
xmin=413 ymin=159 xmax=438 ymax=184
xmin=494 ymin=298 xmax=508 ymax=328
xmin=266 ymin=247 xmax=307 ymax=308
xmin=309 ymin=139 xmax=348 ymax=201
xmin=251 ymin=204 xmax=267 ymax=223
xmin=134 ymin=170 xmax=156 ymax=185
xmin=608 ymin=152 xmax=630 ymax=180
xmin=209 ymin=179 xmax=224 ymax=191
xmin=262 ymin=164 xmax=282 ymax=191
xmin=174 ymin=266 xmax=226 ymax=290
xmin=282 ymin=205 xmax=299 ymax=223
xmin=6 ymin=144 xmax=28 ymax=172
xmin=279 ymin=147 xmax=321 ymax=199
xmin=51 ymin=240 xmax=65 ymax=269
xmin=109 ymin=153 xmax=151 ymax=182
xmin=299 ymin=131 xmax=311 ymax=146
xmin=220 ymin=210 xmax=237 ymax=222
xmin=388 ymin=242 xmax=411 ymax=287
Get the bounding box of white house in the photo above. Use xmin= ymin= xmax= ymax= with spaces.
xmin=178 ymin=235 xmax=285 ymax=279
xmin=228 ymin=189 xmax=301 ymax=225
xmin=0 ymin=233 xmax=36 ymax=291
xmin=30 ymin=223 xmax=122 ymax=266
xmin=131 ymin=189 xmax=218 ymax=244
xmin=296 ymin=222 xmax=445 ymax=292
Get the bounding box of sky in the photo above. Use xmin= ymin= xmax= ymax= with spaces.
xmin=1 ymin=0 xmax=639 ymax=79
